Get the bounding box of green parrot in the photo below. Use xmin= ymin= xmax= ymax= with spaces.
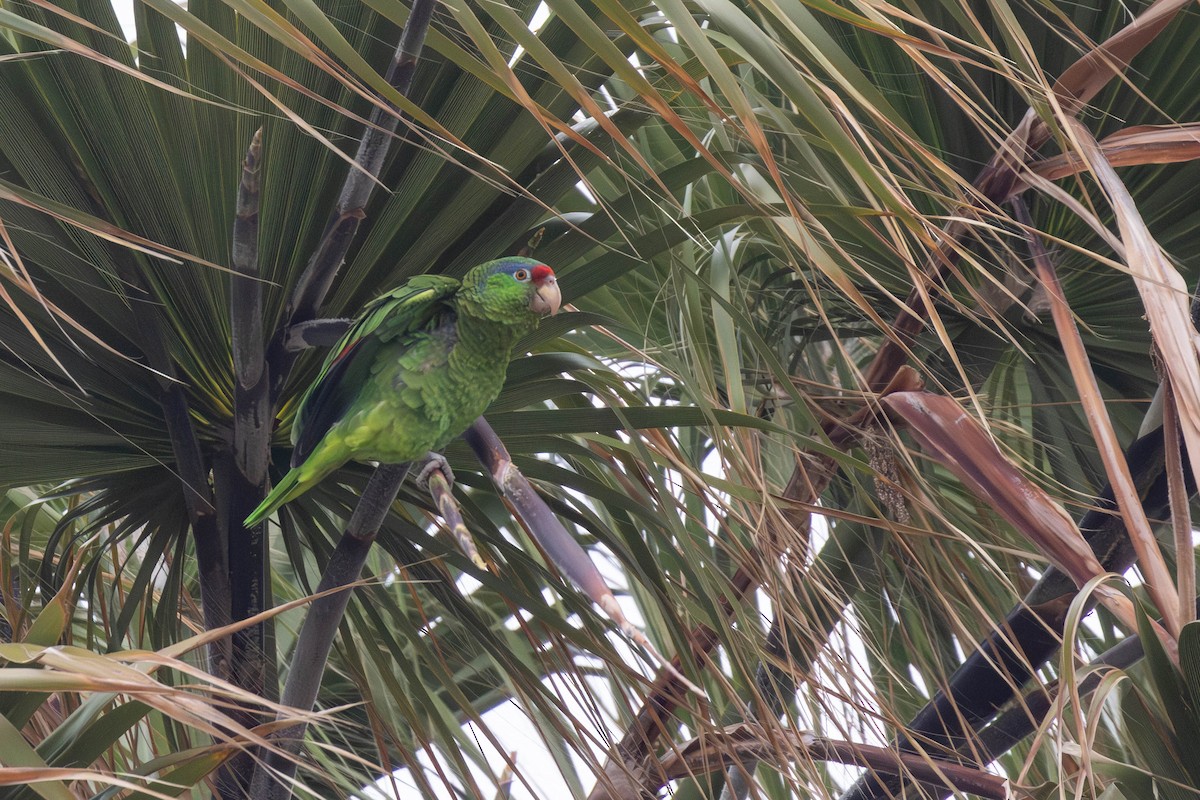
xmin=244 ymin=257 xmax=562 ymax=526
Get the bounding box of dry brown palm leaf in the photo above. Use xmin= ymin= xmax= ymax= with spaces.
xmin=882 ymin=391 xmax=1159 ymax=651
xmin=1012 ymin=199 xmax=1179 ymax=638
xmin=1032 ymin=124 xmax=1200 ymax=181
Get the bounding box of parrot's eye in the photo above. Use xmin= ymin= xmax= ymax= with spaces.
xmin=513 ymin=269 xmax=530 ymax=282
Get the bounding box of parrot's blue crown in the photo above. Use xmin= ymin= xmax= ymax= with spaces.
xmin=471 ymin=256 xmax=545 ymax=292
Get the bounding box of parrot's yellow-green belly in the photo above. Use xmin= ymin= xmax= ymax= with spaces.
xmin=297 ymin=332 xmax=508 ymax=481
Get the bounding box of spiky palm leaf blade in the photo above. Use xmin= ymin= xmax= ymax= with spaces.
xmin=630 ymin=1 xmax=1200 ymax=799
xmin=0 ymin=0 xmax=804 ymax=795
xmin=5 ymin=0 xmax=1200 ymax=797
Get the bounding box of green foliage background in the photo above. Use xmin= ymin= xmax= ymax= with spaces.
xmin=1 ymin=0 xmax=1200 ymax=798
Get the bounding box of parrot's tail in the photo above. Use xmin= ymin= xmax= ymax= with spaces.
xmin=244 ymin=468 xmax=307 ymax=527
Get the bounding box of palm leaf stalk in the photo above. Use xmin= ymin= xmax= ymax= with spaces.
xmin=228 ymin=125 xmax=268 ymax=683
xmin=283 ymin=318 xmax=354 ymax=351
xmin=223 ymin=0 xmax=437 ymax=793
xmin=229 ymin=127 xmax=266 ymax=515
xmin=969 ymin=597 xmax=1200 ymax=787
xmin=114 ymin=239 xmax=230 ymax=660
xmin=461 ymin=417 xmax=702 ymax=692
xmin=248 ymin=461 xmax=410 ymax=800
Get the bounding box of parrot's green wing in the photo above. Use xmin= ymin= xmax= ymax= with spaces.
xmin=290 ymin=275 xmax=461 ymax=467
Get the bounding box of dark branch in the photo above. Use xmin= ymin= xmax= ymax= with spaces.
xmin=108 ymin=246 xmax=229 ymax=652
xmin=284 ymin=318 xmax=353 ymax=351
xmin=872 ymin=598 xmax=1200 ymax=800
xmin=217 ymin=127 xmax=274 ymax=797
xmin=265 ymin=0 xmax=438 ymax=406
xmin=973 ymin=598 xmax=1200 ymax=769
xmin=247 ymin=462 xmax=409 ymax=800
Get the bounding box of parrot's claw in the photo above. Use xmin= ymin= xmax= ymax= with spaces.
xmin=414 ymin=452 xmax=454 ymax=494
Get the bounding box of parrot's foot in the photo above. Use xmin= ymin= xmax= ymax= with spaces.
xmin=414 ymin=452 xmax=454 ymax=494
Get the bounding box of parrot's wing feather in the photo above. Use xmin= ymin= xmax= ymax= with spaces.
xmin=290 ymin=275 xmax=461 ymax=467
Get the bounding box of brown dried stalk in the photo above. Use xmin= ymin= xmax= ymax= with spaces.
xmin=882 ymin=390 xmax=1163 ymax=650
xmin=655 ymin=724 xmax=1020 ymax=800
xmin=1031 ymin=124 xmax=1200 ymax=181
xmin=1012 ymin=198 xmax=1179 ymax=644
xmin=462 ymin=418 xmax=706 ymax=697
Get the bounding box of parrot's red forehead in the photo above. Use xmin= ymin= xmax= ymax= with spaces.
xmin=531 ymin=264 xmax=554 ymax=283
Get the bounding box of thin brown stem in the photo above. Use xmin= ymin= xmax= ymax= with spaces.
xmin=1015 ymin=196 xmax=1179 ymax=649
xmin=654 ymin=725 xmax=1020 ymax=800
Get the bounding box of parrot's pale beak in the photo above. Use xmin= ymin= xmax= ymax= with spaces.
xmin=531 ymin=275 xmax=562 ymax=316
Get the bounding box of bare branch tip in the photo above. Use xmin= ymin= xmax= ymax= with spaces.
xmin=639 ymin=635 xmax=708 ymax=700
xmin=599 ymin=596 xmax=707 ymax=698
xmin=242 ymin=131 xmax=262 ymax=179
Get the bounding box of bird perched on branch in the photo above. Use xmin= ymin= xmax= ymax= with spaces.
xmin=244 ymin=257 xmax=561 ymax=526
